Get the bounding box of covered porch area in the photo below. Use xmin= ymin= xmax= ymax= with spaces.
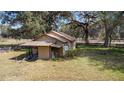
xmin=20 ymin=41 xmax=63 ymax=60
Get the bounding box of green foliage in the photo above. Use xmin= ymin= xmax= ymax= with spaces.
xmin=65 ymin=48 xmax=85 ymax=57
xmin=60 ymin=23 xmax=84 ymax=38
xmin=1 ymin=11 xmax=124 ymax=47
xmin=98 ymin=11 xmax=123 ymax=47
xmin=65 ymin=45 xmax=124 ymax=58
xmin=0 ymin=24 xmax=11 ymax=37
xmin=1 ymin=11 xmax=71 ymax=39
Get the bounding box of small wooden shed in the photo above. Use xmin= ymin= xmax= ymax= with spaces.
xmin=21 ymin=31 xmax=76 ymax=59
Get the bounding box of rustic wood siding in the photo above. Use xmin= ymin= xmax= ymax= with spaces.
xmin=37 ymin=35 xmax=63 ymax=46
xmin=38 ymin=46 xmax=51 ymax=59
xmin=32 ymin=47 xmax=38 ymax=55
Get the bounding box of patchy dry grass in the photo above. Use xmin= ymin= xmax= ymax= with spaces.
xmin=0 ymin=38 xmax=31 ymax=45
xmin=0 ymin=49 xmax=124 ymax=81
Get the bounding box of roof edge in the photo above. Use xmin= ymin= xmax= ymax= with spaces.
xmin=50 ymin=31 xmax=76 ymax=41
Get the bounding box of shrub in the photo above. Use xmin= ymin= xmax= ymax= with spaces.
xmin=65 ymin=48 xmax=86 ymax=58
xmin=65 ymin=49 xmax=75 ymax=57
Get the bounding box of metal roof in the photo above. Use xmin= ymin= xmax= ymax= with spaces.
xmin=46 ymin=33 xmax=67 ymax=43
xmin=50 ymin=31 xmax=76 ymax=41
xmin=20 ymin=41 xmax=61 ymax=48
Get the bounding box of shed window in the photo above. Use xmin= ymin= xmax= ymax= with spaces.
xmin=64 ymin=43 xmax=69 ymax=51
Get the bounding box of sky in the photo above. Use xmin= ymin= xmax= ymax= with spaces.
xmin=0 ymin=11 xmax=79 ymax=30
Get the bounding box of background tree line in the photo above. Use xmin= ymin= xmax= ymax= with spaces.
xmin=0 ymin=11 xmax=124 ymax=47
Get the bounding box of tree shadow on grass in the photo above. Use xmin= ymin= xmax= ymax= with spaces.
xmin=10 ymin=53 xmax=26 ymax=61
xmin=58 ymin=46 xmax=124 ymax=73
xmin=78 ymin=48 xmax=124 ymax=73
xmin=9 ymin=47 xmax=124 ymax=73
xmin=10 ymin=53 xmax=38 ymax=62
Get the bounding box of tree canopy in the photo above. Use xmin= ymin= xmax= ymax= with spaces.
xmin=0 ymin=11 xmax=124 ymax=47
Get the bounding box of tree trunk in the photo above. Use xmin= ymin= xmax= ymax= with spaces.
xmin=84 ymin=29 xmax=89 ymax=44
xmin=109 ymin=34 xmax=112 ymax=47
xmin=104 ymin=30 xmax=110 ymax=47
xmin=84 ymin=24 xmax=89 ymax=44
xmin=103 ymin=21 xmax=111 ymax=47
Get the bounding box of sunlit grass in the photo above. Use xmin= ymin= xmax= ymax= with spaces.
xmin=0 ymin=49 xmax=124 ymax=80
xmin=0 ymin=38 xmax=31 ymax=45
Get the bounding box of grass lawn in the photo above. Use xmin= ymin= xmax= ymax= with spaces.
xmin=0 ymin=38 xmax=31 ymax=45
xmin=0 ymin=46 xmax=124 ymax=81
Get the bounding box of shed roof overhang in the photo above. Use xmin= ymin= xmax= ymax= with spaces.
xmin=20 ymin=41 xmax=61 ymax=48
